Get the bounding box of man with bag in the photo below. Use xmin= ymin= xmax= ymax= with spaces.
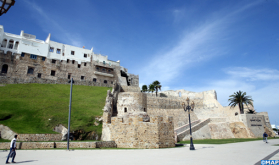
xmin=5 ymin=134 xmax=17 ymax=164
xmin=263 ymin=132 xmax=268 ymax=143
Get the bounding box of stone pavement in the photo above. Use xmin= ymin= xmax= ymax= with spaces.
xmin=1 ymin=139 xmax=279 ymax=165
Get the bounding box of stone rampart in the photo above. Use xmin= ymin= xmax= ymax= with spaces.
xmin=0 ymin=141 xmax=116 ymax=149
xmin=108 ymin=115 xmax=175 ymax=148
xmin=17 ymin=134 xmax=61 ymax=142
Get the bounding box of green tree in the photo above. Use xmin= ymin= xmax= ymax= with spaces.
xmin=149 ymin=84 xmax=155 ymax=96
xmin=228 ymin=90 xmax=253 ymax=114
xmin=142 ymin=85 xmax=148 ymax=93
xmin=152 ymin=80 xmax=161 ymax=97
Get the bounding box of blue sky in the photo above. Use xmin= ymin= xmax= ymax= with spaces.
xmin=1 ymin=0 xmax=279 ymax=125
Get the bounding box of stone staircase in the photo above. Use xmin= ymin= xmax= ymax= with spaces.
xmin=175 ymin=118 xmax=211 ymax=142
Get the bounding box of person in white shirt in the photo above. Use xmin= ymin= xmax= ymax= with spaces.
xmin=6 ymin=134 xmax=17 ymax=164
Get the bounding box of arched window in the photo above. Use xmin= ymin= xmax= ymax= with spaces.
xmin=104 ymin=80 xmax=107 ymax=84
xmin=27 ymin=67 xmax=34 ymax=74
xmin=1 ymin=64 xmax=8 ymax=73
xmin=1 ymin=39 xmax=7 ymax=48
xmin=93 ymin=78 xmax=97 ymax=82
xmin=14 ymin=41 xmax=19 ymax=50
xmin=124 ymin=107 xmax=127 ymax=113
xmin=8 ymin=39 xmax=14 ymax=49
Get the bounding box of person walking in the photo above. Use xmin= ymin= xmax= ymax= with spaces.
xmin=263 ymin=132 xmax=268 ymax=143
xmin=5 ymin=135 xmax=17 ymax=164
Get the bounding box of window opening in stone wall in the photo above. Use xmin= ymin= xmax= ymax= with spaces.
xmin=27 ymin=67 xmax=34 ymax=74
xmin=49 ymin=47 xmax=54 ymax=52
xmin=93 ymin=78 xmax=97 ymax=82
xmin=42 ymin=57 xmax=46 ymax=61
xmin=67 ymin=59 xmax=69 ymax=63
xmin=84 ymin=63 xmax=86 ymax=66
xmin=1 ymin=64 xmax=8 ymax=74
xmin=8 ymin=40 xmax=14 ymax=49
xmin=96 ymin=67 xmax=100 ymax=71
xmin=37 ymin=73 xmax=41 ymax=78
xmin=179 ymin=92 xmax=181 ymax=97
xmin=78 ymin=64 xmax=81 ymax=68
xmin=71 ymin=51 xmax=75 ymax=55
xmin=124 ymin=107 xmax=127 ymax=113
xmin=52 ymin=59 xmax=56 ymax=64
xmin=103 ymin=61 xmax=106 ymax=65
xmin=68 ymin=74 xmax=71 ymax=79
xmin=104 ymin=80 xmax=107 ymax=84
xmin=30 ymin=55 xmax=37 ymax=59
xmin=102 ymin=68 xmax=106 ymax=72
xmin=81 ymin=76 xmax=85 ymax=80
xmin=108 ymin=70 xmax=111 ymax=73
xmin=111 ymin=81 xmax=113 ymax=84
xmin=144 ymin=108 xmax=146 ymax=112
xmin=84 ymin=54 xmax=87 ymax=58
xmin=1 ymin=39 xmax=7 ymax=47
xmin=14 ymin=41 xmax=19 ymax=50
xmin=51 ymin=70 xmax=56 ymax=76
xmin=72 ymin=60 xmax=75 ymax=64
xmin=56 ymin=49 xmax=61 ymax=54
xmin=21 ymin=53 xmax=25 ymax=57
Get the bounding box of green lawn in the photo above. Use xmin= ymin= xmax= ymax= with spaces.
xmin=0 ymin=84 xmax=110 ymax=135
xmin=0 ymin=138 xmax=10 ymax=142
xmin=178 ymin=137 xmax=278 ymax=144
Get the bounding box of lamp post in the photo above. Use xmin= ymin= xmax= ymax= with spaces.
xmin=0 ymin=0 xmax=15 ymax=16
xmin=67 ymin=78 xmax=74 ymax=150
xmin=182 ymin=97 xmax=195 ymax=150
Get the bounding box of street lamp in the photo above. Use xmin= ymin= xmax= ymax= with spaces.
xmin=182 ymin=97 xmax=195 ymax=150
xmin=0 ymin=0 xmax=15 ymax=16
xmin=67 ymin=78 xmax=74 ymax=150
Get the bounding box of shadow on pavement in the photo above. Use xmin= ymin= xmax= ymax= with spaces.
xmin=15 ymin=160 xmax=38 ymax=164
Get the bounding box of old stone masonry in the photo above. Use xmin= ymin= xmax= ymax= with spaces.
xmin=0 ymin=25 xmax=274 ymax=149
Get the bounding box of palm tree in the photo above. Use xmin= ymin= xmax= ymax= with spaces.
xmin=149 ymin=84 xmax=155 ymax=96
xmin=152 ymin=80 xmax=161 ymax=97
xmin=142 ymin=85 xmax=148 ymax=93
xmin=228 ymin=90 xmax=253 ymax=114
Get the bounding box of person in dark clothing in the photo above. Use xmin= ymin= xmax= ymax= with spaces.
xmin=6 ymin=134 xmax=17 ymax=164
xmin=263 ymin=132 xmax=268 ymax=143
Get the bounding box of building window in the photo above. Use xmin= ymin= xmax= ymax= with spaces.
xmin=93 ymin=78 xmax=97 ymax=82
xmin=1 ymin=39 xmax=7 ymax=47
xmin=144 ymin=108 xmax=146 ymax=112
xmin=51 ymin=70 xmax=56 ymax=76
xmin=52 ymin=59 xmax=56 ymax=64
xmin=78 ymin=64 xmax=81 ymax=68
xmin=108 ymin=70 xmax=111 ymax=73
xmin=102 ymin=68 xmax=106 ymax=72
xmin=38 ymin=73 xmax=42 ymax=78
xmin=124 ymin=107 xmax=127 ymax=113
xmin=84 ymin=54 xmax=87 ymax=58
xmin=8 ymin=40 xmax=14 ymax=49
xmin=111 ymin=81 xmax=113 ymax=84
xmin=42 ymin=57 xmax=46 ymax=61
xmin=84 ymin=63 xmax=86 ymax=66
xmin=104 ymin=80 xmax=107 ymax=84
xmin=27 ymin=67 xmax=34 ymax=74
xmin=30 ymin=55 xmax=37 ymax=59
xmin=81 ymin=76 xmax=85 ymax=80
xmin=71 ymin=51 xmax=75 ymax=55
xmin=56 ymin=49 xmax=61 ymax=54
xmin=96 ymin=67 xmax=100 ymax=71
xmin=14 ymin=41 xmax=19 ymax=50
xmin=21 ymin=53 xmax=25 ymax=57
xmin=103 ymin=61 xmax=106 ymax=65
xmin=67 ymin=59 xmax=69 ymax=63
xmin=49 ymin=47 xmax=54 ymax=52
xmin=72 ymin=60 xmax=75 ymax=64
xmin=68 ymin=74 xmax=71 ymax=79
xmin=1 ymin=64 xmax=8 ymax=74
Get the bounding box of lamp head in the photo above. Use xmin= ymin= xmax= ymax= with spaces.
xmin=186 ymin=97 xmax=190 ymax=105
xmin=182 ymin=102 xmax=185 ymax=107
xmin=191 ymin=101 xmax=195 ymax=110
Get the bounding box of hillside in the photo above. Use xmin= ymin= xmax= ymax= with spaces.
xmin=0 ymin=84 xmax=110 ymax=136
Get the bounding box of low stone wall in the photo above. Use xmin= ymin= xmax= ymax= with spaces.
xmin=0 ymin=141 xmax=116 ymax=149
xmin=17 ymin=134 xmax=62 ymax=142
xmin=0 ymin=76 xmax=113 ymax=87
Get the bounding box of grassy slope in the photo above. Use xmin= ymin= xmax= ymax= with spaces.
xmin=178 ymin=137 xmax=278 ymax=144
xmin=0 ymin=84 xmax=110 ymax=134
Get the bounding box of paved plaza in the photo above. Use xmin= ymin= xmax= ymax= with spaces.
xmin=1 ymin=139 xmax=279 ymax=165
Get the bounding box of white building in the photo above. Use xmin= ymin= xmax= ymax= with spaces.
xmin=0 ymin=25 xmax=120 ymax=66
